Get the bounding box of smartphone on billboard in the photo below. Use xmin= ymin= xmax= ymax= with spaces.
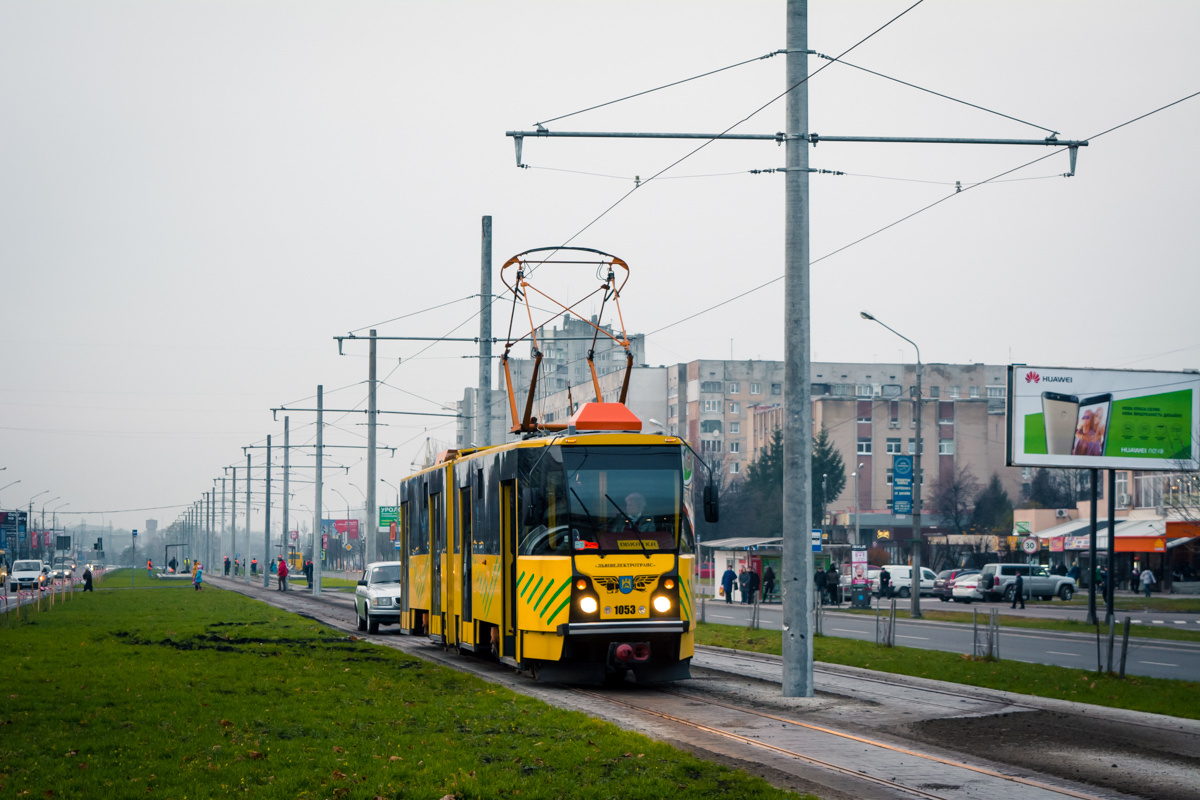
xmin=1072 ymin=394 xmax=1113 ymax=457
xmin=1041 ymin=392 xmax=1079 ymax=455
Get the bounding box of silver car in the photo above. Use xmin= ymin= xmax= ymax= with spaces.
xmin=354 ymin=561 xmax=404 ymax=634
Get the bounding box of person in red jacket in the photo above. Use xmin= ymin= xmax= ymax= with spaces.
xmin=277 ymin=557 xmax=289 ymax=592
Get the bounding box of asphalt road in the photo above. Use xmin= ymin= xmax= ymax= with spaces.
xmin=700 ymin=600 xmax=1200 ymax=681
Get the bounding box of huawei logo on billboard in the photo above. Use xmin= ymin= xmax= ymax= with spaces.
xmin=1025 ymin=371 xmax=1040 ymax=384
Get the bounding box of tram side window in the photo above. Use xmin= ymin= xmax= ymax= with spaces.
xmin=518 ymin=446 xmax=570 ymax=556
xmin=431 ymin=491 xmax=445 ymax=554
xmin=411 ymin=489 xmax=430 ymax=556
xmin=472 ymin=478 xmax=499 ymax=556
xmin=458 ymin=487 xmax=470 ymax=555
xmin=400 ymin=500 xmax=409 ymax=553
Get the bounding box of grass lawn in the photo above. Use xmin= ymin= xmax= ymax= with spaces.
xmin=91 ymin=568 xmax=192 ymax=589
xmin=0 ymin=584 xmax=809 ymax=800
xmin=694 ymin=623 xmax=1199 ymax=721
xmin=827 ymin=605 xmax=1200 ymax=643
xmin=1060 ymin=596 xmax=1200 ymax=613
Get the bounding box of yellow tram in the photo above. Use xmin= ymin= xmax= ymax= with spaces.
xmin=396 ymin=404 xmax=704 ymax=683
xmin=391 ymin=247 xmax=717 ymax=684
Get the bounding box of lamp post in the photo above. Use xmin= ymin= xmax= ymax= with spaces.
xmin=381 ymin=478 xmax=399 ymax=507
xmin=349 ymin=483 xmax=366 ymax=570
xmin=853 ymin=465 xmax=864 ymax=547
xmin=0 ymin=479 xmax=20 ymax=501
xmin=861 ymin=311 xmax=925 ymax=619
xmin=26 ymin=491 xmax=48 ymax=559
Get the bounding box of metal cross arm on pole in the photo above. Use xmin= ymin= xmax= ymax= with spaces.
xmin=241 ymin=444 xmax=397 ymax=454
xmin=507 ymin=130 xmax=785 ymax=141
xmin=804 ymin=134 xmax=1088 ymax=147
xmin=270 ymin=407 xmax=459 ymax=421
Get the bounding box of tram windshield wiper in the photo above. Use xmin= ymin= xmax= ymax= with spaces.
xmin=605 ymin=493 xmax=652 ymax=558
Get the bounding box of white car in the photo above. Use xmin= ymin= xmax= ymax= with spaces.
xmin=873 ymin=565 xmax=938 ymax=598
xmin=355 ymin=561 xmax=404 ymax=634
xmin=10 ymin=560 xmax=48 ymax=592
xmin=951 ymin=573 xmax=984 ymax=603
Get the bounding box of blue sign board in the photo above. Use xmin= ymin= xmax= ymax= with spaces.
xmin=892 ymin=455 xmax=913 ymax=515
xmin=811 ymin=528 xmax=822 ymax=553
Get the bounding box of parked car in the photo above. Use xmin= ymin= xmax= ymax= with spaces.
xmin=978 ymin=563 xmax=1076 ymax=602
xmin=695 ymin=561 xmax=714 ymax=580
xmin=933 ymin=568 xmax=979 ymax=602
xmin=952 ymin=573 xmax=984 ymax=603
xmin=874 ymin=565 xmax=937 ymax=598
xmin=355 ymin=561 xmax=404 ymax=634
xmin=10 ymin=560 xmax=48 ymax=592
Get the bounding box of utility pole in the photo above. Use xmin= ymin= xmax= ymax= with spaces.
xmin=231 ymin=467 xmax=237 ymax=578
xmin=367 ymin=330 xmax=377 ymax=566
xmin=245 ymin=451 xmax=251 ymax=584
xmin=283 ymin=416 xmax=290 ymax=568
xmin=263 ymin=435 xmax=271 ymax=589
xmin=911 ymin=359 xmax=924 ymax=618
xmin=781 ymin=0 xmax=814 ymax=698
xmin=313 ymin=385 xmax=324 ymax=598
xmin=221 ymin=477 xmax=226 ymax=568
xmin=479 ymin=215 xmax=493 ymax=447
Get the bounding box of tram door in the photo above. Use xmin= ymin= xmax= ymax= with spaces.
xmin=459 ymin=484 xmax=472 ymax=628
xmin=501 ymin=479 xmax=517 ymax=659
xmin=399 ymin=500 xmax=410 ymax=627
xmin=431 ymin=490 xmax=444 ymax=636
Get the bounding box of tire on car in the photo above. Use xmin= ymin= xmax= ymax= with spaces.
xmin=1059 ymin=585 xmax=1074 ymax=601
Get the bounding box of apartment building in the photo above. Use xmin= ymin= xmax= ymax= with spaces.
xmin=506 ymin=313 xmax=647 ymax=401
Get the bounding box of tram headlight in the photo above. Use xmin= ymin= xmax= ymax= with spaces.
xmin=579 ymin=596 xmax=599 ymax=614
xmin=575 ymin=578 xmax=588 ymax=591
xmin=663 ymin=578 xmax=675 ymax=590
xmin=652 ymin=595 xmax=672 ymax=613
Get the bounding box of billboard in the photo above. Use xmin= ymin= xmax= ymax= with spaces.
xmin=891 ymin=455 xmax=913 ymax=515
xmin=1007 ymin=365 xmax=1200 ymax=471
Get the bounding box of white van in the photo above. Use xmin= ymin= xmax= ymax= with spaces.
xmin=874 ymin=565 xmax=937 ymax=598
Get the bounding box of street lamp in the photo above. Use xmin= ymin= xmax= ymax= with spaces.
xmin=852 ymin=465 xmax=864 ymax=547
xmin=861 ymin=310 xmax=925 ymax=619
xmin=330 ymin=488 xmax=350 ymax=572
xmin=0 ymin=479 xmax=19 ymax=499
xmin=381 ymin=478 xmax=399 ymax=507
xmin=41 ymin=496 xmax=61 ymax=532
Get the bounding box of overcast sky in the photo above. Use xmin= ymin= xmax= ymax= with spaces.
xmin=2 ymin=1 xmax=1198 ymax=534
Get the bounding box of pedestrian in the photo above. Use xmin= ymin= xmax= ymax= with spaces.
xmin=193 ymin=562 xmax=203 ymax=592
xmin=270 ymin=558 xmax=277 ymax=576
xmin=1067 ymin=562 xmax=1080 ymax=581
xmin=277 ymin=557 xmax=289 ymax=592
xmin=82 ymin=565 xmax=94 ymax=593
xmin=224 ymin=556 xmax=231 ymax=576
xmin=1130 ymin=566 xmax=1140 ymax=592
xmin=1011 ymin=570 xmax=1026 ymax=609
xmin=169 ymin=556 xmax=178 ymax=574
xmin=737 ymin=567 xmax=750 ymax=605
xmin=761 ymin=564 xmax=776 ymax=603
xmin=147 ymin=559 xmax=153 ymax=578
xmin=305 ymin=559 xmax=314 ymax=587
xmin=878 ymin=567 xmax=891 ymax=600
xmin=1140 ymin=567 xmax=1155 ymax=598
xmin=826 ymin=564 xmax=841 ymax=606
xmin=251 ymin=558 xmax=258 ymax=576
xmin=720 ymin=565 xmax=736 ymax=604
xmin=747 ymin=566 xmax=761 ymax=604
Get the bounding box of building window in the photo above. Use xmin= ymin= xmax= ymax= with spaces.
xmin=728 ymin=402 xmax=741 ymax=414
xmin=857 ymin=438 xmax=872 ymax=455
xmin=881 ymin=384 xmax=902 ymax=398
xmin=986 ymin=386 xmax=1006 ymax=398
xmin=938 ymin=402 xmax=954 ymax=425
xmin=727 ymin=382 xmax=740 ymax=394
xmin=858 ymin=411 xmax=872 ymax=423
xmin=1021 ymin=467 xmax=1033 ymax=480
xmin=969 ymin=386 xmax=979 ymax=398
xmin=885 ymin=470 xmax=893 ymax=486
xmin=729 ymin=462 xmax=740 ymax=475
xmin=908 ymin=438 xmax=924 ymax=455
xmin=750 ymin=382 xmax=762 ymax=395
xmin=886 ymin=499 xmax=894 ymax=510
xmin=701 ymin=440 xmax=720 ymax=453
xmin=668 ymin=384 xmax=678 ymax=398
xmin=929 ymin=386 xmax=940 ymax=398
xmin=886 ymin=438 xmax=901 ymax=454
xmin=700 ymin=381 xmax=722 ymax=393
xmin=949 ymin=386 xmax=960 ymax=398
xmin=938 ymin=439 xmax=955 ymax=455
xmin=702 ymin=399 xmax=722 ymax=413
xmin=729 ymin=422 xmax=740 ymax=434
xmin=729 ymin=441 xmax=740 ymax=454
xmin=668 ymin=404 xmax=677 ymax=419
xmin=771 ymin=383 xmax=782 ymax=395
xmin=1116 ymin=471 xmax=1129 ymax=506
xmin=856 ymin=384 xmax=873 ymax=397
xmin=700 ymin=419 xmax=723 ymax=434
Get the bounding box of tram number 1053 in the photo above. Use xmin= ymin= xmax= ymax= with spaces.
xmin=612 ymin=604 xmax=638 ymax=616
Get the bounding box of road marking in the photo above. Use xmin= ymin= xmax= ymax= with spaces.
xmin=1174 ymin=621 xmax=1187 ymax=624
xmin=1139 ymin=660 xmax=1179 ymax=667
xmin=1047 ymin=651 xmax=1078 ymax=656
xmin=832 ymin=628 xmax=869 ymax=635
xmin=1152 ymin=620 xmax=1164 ymax=624
xmin=896 ymin=635 xmax=930 ymax=640
xmin=710 ymin=614 xmax=734 ymax=619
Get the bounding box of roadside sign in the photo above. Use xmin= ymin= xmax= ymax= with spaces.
xmin=891 ymin=455 xmax=913 ymax=515
xmin=132 ymin=529 xmax=138 ymax=537
xmin=394 ymin=541 xmax=402 ymax=550
xmin=811 ymin=528 xmax=822 ymax=553
xmin=1021 ymin=537 xmax=1039 ymax=554
xmin=344 ymin=543 xmax=352 ymax=551
xmin=379 ymin=506 xmax=399 ymax=526
xmin=389 ymin=521 xmax=397 ymax=541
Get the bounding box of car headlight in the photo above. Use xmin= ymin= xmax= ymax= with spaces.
xmin=579 ymin=596 xmax=598 ymax=614
xmin=652 ymin=595 xmax=671 ymax=613
xmin=370 ymin=596 xmax=393 ymax=607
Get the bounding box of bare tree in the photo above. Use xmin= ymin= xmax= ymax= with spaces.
xmin=929 ymin=464 xmax=979 ymax=537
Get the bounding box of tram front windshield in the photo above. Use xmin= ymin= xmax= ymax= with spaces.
xmin=519 ymin=445 xmax=693 ymax=556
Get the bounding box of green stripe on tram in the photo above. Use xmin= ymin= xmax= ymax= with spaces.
xmin=527 ymin=576 xmax=544 ymax=607
xmin=539 ymin=581 xmax=568 ymax=618
xmin=547 ymin=595 xmax=571 ymax=625
xmin=518 ymin=571 xmax=529 ymax=599
xmin=534 ymin=579 xmax=555 ymax=612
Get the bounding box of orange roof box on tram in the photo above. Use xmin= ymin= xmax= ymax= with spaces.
xmin=567 ymin=402 xmax=643 ymax=433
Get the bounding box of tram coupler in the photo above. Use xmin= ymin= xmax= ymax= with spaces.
xmin=608 ymin=641 xmax=651 ymax=668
